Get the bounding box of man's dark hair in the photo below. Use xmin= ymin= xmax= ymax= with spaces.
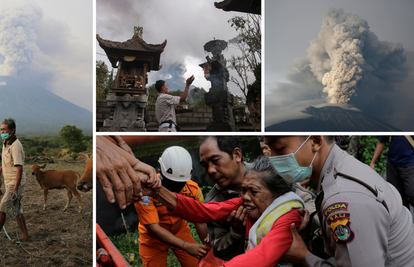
xmin=199 ymin=136 xmax=243 ymax=162
xmin=258 ymin=136 xmax=265 ymax=142
xmin=155 ymin=80 xmax=165 ymax=93
xmin=1 ymin=118 xmax=16 ymax=133
xmin=245 ymin=156 xmax=294 ymax=197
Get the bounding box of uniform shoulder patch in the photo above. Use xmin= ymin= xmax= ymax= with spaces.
xmin=329 ymin=218 xmax=355 ymax=245
xmin=327 ymin=212 xmax=350 ymax=225
xmin=140 ymin=196 xmax=151 ymax=206
xmin=324 ymin=202 xmax=348 ymax=217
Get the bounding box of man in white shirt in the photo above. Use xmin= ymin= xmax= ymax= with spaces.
xmin=155 ymin=76 xmax=194 ymax=132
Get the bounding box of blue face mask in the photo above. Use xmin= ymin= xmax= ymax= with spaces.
xmin=269 ymin=136 xmax=317 ymax=183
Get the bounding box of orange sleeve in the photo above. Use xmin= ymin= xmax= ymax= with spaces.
xmin=187 ymin=180 xmax=204 ymax=203
xmin=134 ymin=196 xmax=160 ymax=225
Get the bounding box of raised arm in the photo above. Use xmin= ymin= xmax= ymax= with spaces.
xmin=179 ymin=76 xmax=194 ymax=102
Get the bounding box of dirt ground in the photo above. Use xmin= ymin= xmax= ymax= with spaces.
xmin=0 ymin=161 xmax=93 ymax=266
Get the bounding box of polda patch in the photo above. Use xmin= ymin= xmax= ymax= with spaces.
xmin=329 ymin=217 xmax=355 ymax=245
xmin=323 ymin=202 xmax=349 ymax=217
xmin=327 ymin=212 xmax=350 ymax=224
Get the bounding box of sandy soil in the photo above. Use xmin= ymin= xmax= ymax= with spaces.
xmin=0 ymin=161 xmax=93 ymax=266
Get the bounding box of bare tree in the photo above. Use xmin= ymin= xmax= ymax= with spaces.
xmin=228 ymin=14 xmax=261 ymax=99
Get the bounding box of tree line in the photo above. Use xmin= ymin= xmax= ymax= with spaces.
xmin=19 ymin=125 xmax=92 ymax=157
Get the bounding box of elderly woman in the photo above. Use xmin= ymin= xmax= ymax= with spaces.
xmin=145 ymin=156 xmax=304 ymax=267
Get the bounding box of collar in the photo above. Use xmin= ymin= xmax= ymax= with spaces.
xmin=317 ymin=144 xmax=338 ymax=193
xmin=3 ymin=135 xmax=17 ymax=147
xmin=214 ymin=183 xmax=240 ymax=195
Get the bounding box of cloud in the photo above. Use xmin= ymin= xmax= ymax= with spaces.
xmin=266 ymin=8 xmax=414 ymax=129
xmin=0 ymin=1 xmax=92 ymax=111
xmin=0 ymin=81 xmax=6 ymax=86
xmin=96 ymin=0 xmax=256 ymax=97
xmin=0 ymin=3 xmax=42 ymax=77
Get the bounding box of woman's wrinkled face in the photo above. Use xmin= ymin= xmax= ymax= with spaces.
xmin=241 ymin=171 xmax=276 ymax=221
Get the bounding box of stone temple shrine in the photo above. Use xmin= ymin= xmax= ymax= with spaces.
xmin=97 ymin=26 xmax=166 ymax=131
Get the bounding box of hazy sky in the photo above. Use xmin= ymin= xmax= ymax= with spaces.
xmin=265 ymin=0 xmax=414 ymax=129
xmin=96 ymin=0 xmax=256 ymax=96
xmin=0 ymin=0 xmax=92 ymax=112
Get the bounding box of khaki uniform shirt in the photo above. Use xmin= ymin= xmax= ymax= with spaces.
xmin=305 ymin=145 xmax=414 ymax=267
xmin=2 ymin=137 xmax=26 ymax=186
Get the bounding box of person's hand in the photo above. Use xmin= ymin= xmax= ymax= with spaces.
xmin=183 ymin=242 xmax=210 ymax=259
xmin=96 ymin=137 xmax=142 ymax=209
xmin=203 ymin=234 xmax=210 ymax=245
xmin=226 ymin=205 xmax=247 ymax=231
xmin=186 ymin=75 xmax=195 ymax=86
xmin=111 ymin=136 xmax=135 ymax=156
xmin=132 ymin=171 xmax=151 ymax=202
xmin=299 ymin=179 xmax=310 ymax=186
xmin=131 ymin=160 xmax=161 ymax=192
xmin=118 ymin=142 xmax=134 ymax=156
xmin=280 ymin=223 xmax=311 ymax=264
xmin=143 ymin=166 xmax=160 ymax=191
xmin=296 ymin=208 xmax=311 ymax=242
xmin=369 ymin=162 xmax=375 ymax=169
xmin=11 ymin=187 xmax=18 ymax=195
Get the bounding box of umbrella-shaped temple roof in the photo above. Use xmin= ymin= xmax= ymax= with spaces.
xmin=96 ymin=26 xmax=167 ymax=70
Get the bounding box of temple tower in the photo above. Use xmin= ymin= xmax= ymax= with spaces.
xmin=97 ymin=26 xmax=166 ymax=131
xmin=200 ymin=39 xmax=237 ymax=131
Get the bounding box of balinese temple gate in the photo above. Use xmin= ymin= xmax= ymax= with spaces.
xmin=97 ymin=26 xmax=166 ymax=131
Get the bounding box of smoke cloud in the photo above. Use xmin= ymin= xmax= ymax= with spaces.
xmin=0 ymin=4 xmax=41 ymax=77
xmin=266 ymin=8 xmax=413 ymax=129
xmin=309 ymin=8 xmax=407 ymax=104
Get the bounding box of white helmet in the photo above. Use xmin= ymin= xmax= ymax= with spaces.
xmin=158 ymin=146 xmax=193 ymax=182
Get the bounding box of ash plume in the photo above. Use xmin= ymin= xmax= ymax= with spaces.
xmin=267 ymin=8 xmax=413 ymax=129
xmin=309 ymin=8 xmax=407 ymax=104
xmin=0 ymin=4 xmax=41 ymax=77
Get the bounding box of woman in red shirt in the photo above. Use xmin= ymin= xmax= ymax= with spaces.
xmin=145 ymin=157 xmax=304 ymax=267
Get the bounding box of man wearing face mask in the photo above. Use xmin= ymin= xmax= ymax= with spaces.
xmin=265 ymin=136 xmax=414 ymax=267
xmin=0 ymin=118 xmax=30 ymax=243
xmin=134 ymin=146 xmax=210 ymax=267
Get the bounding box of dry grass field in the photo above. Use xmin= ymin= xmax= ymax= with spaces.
xmin=0 ymin=158 xmax=92 ymax=266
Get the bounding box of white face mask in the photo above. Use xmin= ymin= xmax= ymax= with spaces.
xmin=269 ymin=136 xmax=317 ymax=183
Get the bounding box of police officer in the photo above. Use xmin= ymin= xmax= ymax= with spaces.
xmin=265 ymin=135 xmax=414 ymax=267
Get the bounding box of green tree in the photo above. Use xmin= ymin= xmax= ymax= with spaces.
xmin=147 ymin=84 xmax=158 ymax=105
xmin=187 ymin=87 xmax=208 ymax=108
xmin=357 ymin=136 xmax=388 ymax=177
xmin=71 ymin=152 xmax=79 ymax=161
xmin=96 ymin=60 xmax=113 ymax=101
xmin=59 ymin=125 xmax=87 ymax=153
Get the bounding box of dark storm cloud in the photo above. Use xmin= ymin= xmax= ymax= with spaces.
xmin=96 ymin=0 xmax=255 ymax=96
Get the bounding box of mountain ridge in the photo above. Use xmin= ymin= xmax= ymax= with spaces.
xmin=266 ymin=106 xmax=400 ymax=132
xmin=0 ymin=76 xmax=92 ymax=135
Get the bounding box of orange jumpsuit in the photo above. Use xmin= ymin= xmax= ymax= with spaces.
xmin=135 ymin=180 xmax=204 ymax=267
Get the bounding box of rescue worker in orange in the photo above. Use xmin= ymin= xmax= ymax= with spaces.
xmin=134 ymin=146 xmax=210 ymax=267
